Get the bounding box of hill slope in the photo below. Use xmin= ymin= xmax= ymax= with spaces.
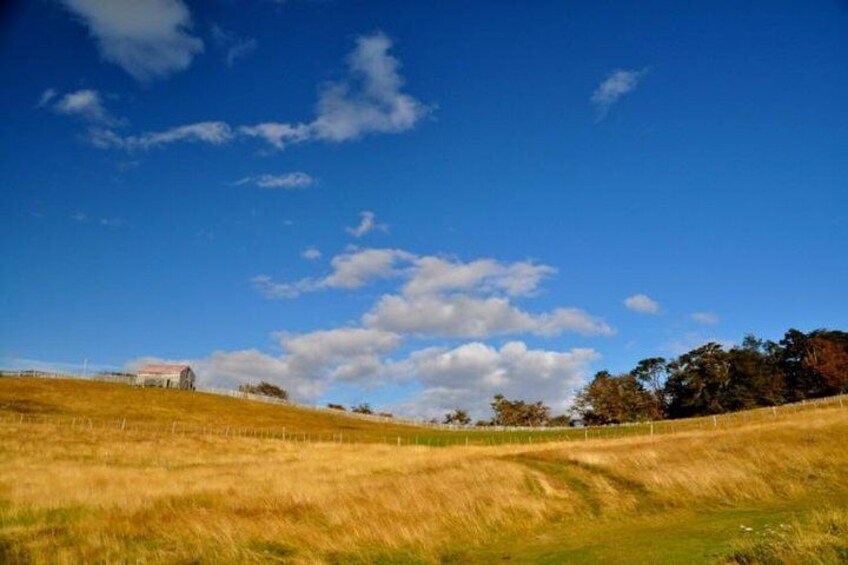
xmin=1 ymin=378 xmax=847 ymax=563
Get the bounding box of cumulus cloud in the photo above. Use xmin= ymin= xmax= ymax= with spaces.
xmin=624 ymin=294 xmax=661 ymax=314
xmin=234 ymin=172 xmax=315 ymax=189
xmin=252 ymin=248 xmax=552 ymax=301
xmin=130 ymin=333 xmax=598 ymax=419
xmin=59 ymin=0 xmax=203 ymax=81
xmin=254 ymin=247 xmax=613 ymax=339
xmin=591 ymin=68 xmax=647 ymax=119
xmin=363 ymin=294 xmax=613 ymax=338
xmin=253 ymin=248 xmax=413 ymax=299
xmin=346 ymin=211 xmax=388 ymax=237
xmin=309 ymin=32 xmax=430 ymax=142
xmin=131 ymin=328 xmax=402 ymax=401
xmin=389 ymin=342 xmax=600 ymax=419
xmin=691 ymin=311 xmax=720 ymax=325
xmin=322 ymin=248 xmax=412 ymax=288
xmin=403 ymin=256 xmax=554 ymax=298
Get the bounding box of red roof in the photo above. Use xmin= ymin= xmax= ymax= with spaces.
xmin=137 ymin=364 xmax=191 ymax=374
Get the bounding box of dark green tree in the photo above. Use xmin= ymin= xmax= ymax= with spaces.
xmin=489 ymin=394 xmax=550 ymax=427
xmin=443 ymin=408 xmax=472 ymax=426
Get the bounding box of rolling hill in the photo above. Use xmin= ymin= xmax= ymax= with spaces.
xmin=1 ymin=377 xmax=847 ymax=563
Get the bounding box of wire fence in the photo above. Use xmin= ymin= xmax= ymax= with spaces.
xmin=2 ymin=371 xmax=846 ymax=447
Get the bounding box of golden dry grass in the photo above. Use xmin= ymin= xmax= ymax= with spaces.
xmin=1 ymin=378 xmax=847 ymax=564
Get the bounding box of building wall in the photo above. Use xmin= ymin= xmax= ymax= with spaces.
xmin=136 ymin=369 xmax=195 ymax=390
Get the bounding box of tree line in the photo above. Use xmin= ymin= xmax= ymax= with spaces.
xmin=238 ymin=328 xmax=846 ymax=428
xmin=445 ymin=328 xmax=847 ymax=427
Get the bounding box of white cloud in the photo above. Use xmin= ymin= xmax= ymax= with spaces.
xmin=389 ymin=342 xmax=600 ymax=419
xmin=591 ymin=68 xmax=647 ymax=119
xmin=235 ymin=172 xmax=315 ymax=189
xmin=130 ymin=333 xmax=598 ymax=419
xmin=691 ymin=311 xmax=720 ymax=325
xmin=308 ymin=32 xmax=430 ymax=142
xmin=624 ymin=293 xmax=661 ymax=314
xmin=253 ymin=247 xmax=613 ymax=339
xmin=60 ymin=0 xmax=203 ymax=81
xmin=238 ymin=122 xmax=312 ymax=150
xmin=403 ymin=256 xmax=554 ymax=298
xmin=346 ymin=211 xmax=388 ymax=237
xmin=322 ymin=248 xmax=412 ymax=288
xmin=92 ymin=121 xmax=234 ymax=150
xmin=301 ymin=247 xmax=322 ymax=261
xmin=47 ymin=89 xmax=120 ymax=126
xmin=363 ymin=294 xmax=614 ymax=338
xmin=253 ymin=248 xmax=414 ymax=299
xmin=70 ymin=211 xmax=88 ymax=222
xmin=241 ymin=32 xmax=430 ymax=149
xmin=55 ymin=32 xmax=428 ymax=152
xmin=131 ymin=327 xmax=402 ymax=401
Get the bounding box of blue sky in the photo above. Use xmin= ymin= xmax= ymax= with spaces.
xmin=1 ymin=0 xmax=846 ymax=418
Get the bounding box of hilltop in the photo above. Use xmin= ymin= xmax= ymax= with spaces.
xmin=1 ymin=378 xmax=847 ymax=563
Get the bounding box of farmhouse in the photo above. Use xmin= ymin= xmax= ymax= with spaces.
xmin=135 ymin=364 xmax=196 ymax=390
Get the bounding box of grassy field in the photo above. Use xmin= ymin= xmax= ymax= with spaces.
xmin=1 ymin=378 xmax=847 ymax=563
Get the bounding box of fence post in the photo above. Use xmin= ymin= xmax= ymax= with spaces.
xmin=584 ymin=428 xmax=588 ymax=441
xmin=397 ymin=436 xmax=401 ymax=447
xmin=650 ymin=422 xmax=654 ymax=438
xmin=171 ymin=421 xmax=176 ymax=434
xmin=772 ymin=406 xmax=777 ymax=418
xmin=121 ymin=418 xmax=126 ymax=431
xmin=712 ymin=415 xmax=717 ymax=429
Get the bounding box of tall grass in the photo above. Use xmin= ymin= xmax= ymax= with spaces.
xmin=1 ymin=379 xmax=846 ymax=563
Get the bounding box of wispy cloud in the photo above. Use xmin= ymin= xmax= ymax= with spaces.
xmin=624 ymin=293 xmax=661 ymax=314
xmin=210 ymin=24 xmax=258 ymax=67
xmin=591 ymin=68 xmax=647 ymax=120
xmin=59 ymin=0 xmax=203 ymax=81
xmin=234 ymin=172 xmax=316 ymax=189
xmin=90 ymin=121 xmax=233 ymax=150
xmin=346 ymin=211 xmax=388 ymax=238
xmin=99 ymin=217 xmax=125 ymax=228
xmin=63 ymin=32 xmax=429 ymax=153
xmin=691 ymin=311 xmax=720 ymax=325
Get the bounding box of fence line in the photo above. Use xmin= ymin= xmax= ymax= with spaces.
xmin=1 ymin=371 xmax=846 ymax=447
xmin=1 ymin=370 xmax=846 ymax=440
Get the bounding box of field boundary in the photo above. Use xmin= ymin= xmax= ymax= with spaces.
xmin=1 ymin=371 xmax=846 ymax=446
